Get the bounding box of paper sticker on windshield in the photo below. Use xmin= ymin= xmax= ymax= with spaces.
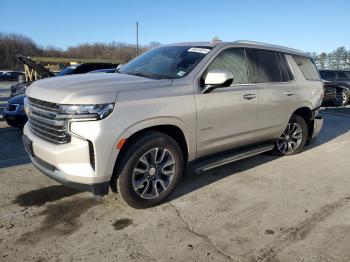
xmin=177 ymin=71 xmax=186 ymax=77
xmin=187 ymin=47 xmax=210 ymax=54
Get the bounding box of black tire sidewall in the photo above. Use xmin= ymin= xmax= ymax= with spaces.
xmin=117 ymin=133 xmax=183 ymax=209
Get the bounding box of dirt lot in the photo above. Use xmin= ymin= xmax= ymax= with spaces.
xmin=0 ymin=82 xmax=350 ymax=261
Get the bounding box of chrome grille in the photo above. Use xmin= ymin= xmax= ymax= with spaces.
xmin=29 ymin=97 xmax=58 ymax=111
xmin=27 ymin=97 xmax=71 ymax=144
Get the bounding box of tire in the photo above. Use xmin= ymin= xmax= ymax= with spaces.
xmin=335 ymin=90 xmax=349 ymax=107
xmin=273 ymin=115 xmax=309 ymax=156
xmin=113 ymin=131 xmax=184 ymax=209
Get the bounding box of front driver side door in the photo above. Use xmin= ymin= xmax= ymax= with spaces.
xmin=195 ymin=48 xmax=258 ymax=158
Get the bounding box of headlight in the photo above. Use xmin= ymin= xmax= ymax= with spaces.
xmin=58 ymin=103 xmax=114 ymax=120
xmin=23 ymin=97 xmax=30 ymax=115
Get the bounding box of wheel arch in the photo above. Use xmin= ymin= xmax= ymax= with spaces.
xmin=110 ymin=121 xmax=191 ymax=190
xmin=291 ymin=106 xmax=314 ymax=144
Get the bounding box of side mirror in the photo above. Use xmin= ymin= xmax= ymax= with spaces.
xmin=202 ymin=69 xmax=234 ymax=94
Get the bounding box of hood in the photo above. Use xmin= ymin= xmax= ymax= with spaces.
xmin=16 ymin=55 xmax=55 ymax=78
xmin=8 ymin=94 xmax=26 ymax=105
xmin=25 ymin=73 xmax=172 ymax=104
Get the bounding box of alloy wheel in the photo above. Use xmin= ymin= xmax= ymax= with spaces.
xmin=276 ymin=123 xmax=303 ymax=154
xmin=336 ymin=92 xmax=347 ymax=106
xmin=132 ymin=147 xmax=176 ymax=199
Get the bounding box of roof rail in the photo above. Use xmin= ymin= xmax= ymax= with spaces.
xmin=234 ymin=40 xmax=306 ymax=55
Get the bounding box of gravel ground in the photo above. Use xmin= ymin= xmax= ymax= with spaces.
xmin=0 ymin=82 xmax=350 ymax=261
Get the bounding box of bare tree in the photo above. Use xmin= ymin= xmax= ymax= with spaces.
xmin=0 ymin=32 xmax=41 ymax=70
xmin=2 ymin=31 xmax=349 ymax=71
xmin=318 ymin=52 xmax=327 ymax=69
xmin=0 ymin=32 xmax=157 ymax=70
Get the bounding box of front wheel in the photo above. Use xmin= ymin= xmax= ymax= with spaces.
xmin=273 ymin=115 xmax=308 ymax=156
xmin=113 ymin=131 xmax=184 ymax=209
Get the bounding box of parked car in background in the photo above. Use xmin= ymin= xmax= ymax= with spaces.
xmin=22 ymin=41 xmax=324 ymax=208
xmin=10 ymin=82 xmax=30 ymax=97
xmin=89 ymin=64 xmax=123 ymax=74
xmin=9 ymin=55 xmax=56 ymax=97
xmin=3 ymin=94 xmax=27 ymax=127
xmin=319 ymin=70 xmax=350 ymax=106
xmin=5 ymin=58 xmax=118 ymax=127
xmin=0 ymin=71 xmax=24 ymax=81
xmin=322 ymin=80 xmax=337 ymax=106
xmin=10 ymin=56 xmax=118 ymax=97
xmin=58 ymin=63 xmax=117 ymax=75
xmin=89 ymin=68 xmax=118 ymax=74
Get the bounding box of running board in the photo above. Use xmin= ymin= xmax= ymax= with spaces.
xmin=192 ymin=142 xmax=274 ymax=174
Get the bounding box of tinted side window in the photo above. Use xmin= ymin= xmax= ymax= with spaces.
xmin=319 ymin=71 xmax=336 ymax=80
xmin=336 ymin=71 xmax=350 ymax=79
xmin=277 ymin=53 xmax=294 ymax=82
xmin=207 ymin=48 xmax=249 ymax=84
xmin=246 ymin=49 xmax=281 ymax=83
xmin=293 ymin=55 xmax=320 ymax=80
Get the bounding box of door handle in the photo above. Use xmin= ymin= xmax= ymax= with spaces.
xmin=242 ymin=94 xmax=257 ymax=100
xmin=284 ymin=91 xmax=294 ymax=96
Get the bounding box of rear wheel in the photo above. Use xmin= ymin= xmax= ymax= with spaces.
xmin=335 ymin=90 xmax=349 ymax=107
xmin=113 ymin=131 xmax=184 ymax=209
xmin=273 ymin=115 xmax=308 ymax=156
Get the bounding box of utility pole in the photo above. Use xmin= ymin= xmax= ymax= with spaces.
xmin=136 ymin=21 xmax=139 ymax=56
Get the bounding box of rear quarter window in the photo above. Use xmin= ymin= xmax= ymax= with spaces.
xmin=293 ymin=55 xmax=320 ymax=81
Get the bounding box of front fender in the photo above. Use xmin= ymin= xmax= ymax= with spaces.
xmin=123 ymin=116 xmax=195 ymax=161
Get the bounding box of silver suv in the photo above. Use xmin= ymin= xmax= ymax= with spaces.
xmin=22 ymin=41 xmax=324 ymax=208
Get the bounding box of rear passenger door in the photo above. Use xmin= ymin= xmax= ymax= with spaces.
xmin=246 ymin=49 xmax=296 ymax=138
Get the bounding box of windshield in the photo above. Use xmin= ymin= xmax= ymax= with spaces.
xmin=119 ymin=46 xmax=212 ymax=79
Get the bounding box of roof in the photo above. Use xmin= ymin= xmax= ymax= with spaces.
xmin=164 ymin=41 xmax=216 ymax=47
xmin=165 ymin=40 xmax=310 ymax=58
xmin=232 ymin=40 xmax=310 ymax=58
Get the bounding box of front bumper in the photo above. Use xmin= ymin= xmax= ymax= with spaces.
xmin=22 ymin=117 xmax=128 ymax=195
xmin=310 ymin=114 xmax=323 ymax=143
xmin=29 ymin=153 xmax=110 ymax=195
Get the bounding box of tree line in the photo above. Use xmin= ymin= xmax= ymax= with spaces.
xmin=311 ymin=47 xmax=350 ymax=70
xmin=1 ymin=32 xmax=349 ymax=71
xmin=0 ymin=32 xmax=159 ymax=70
